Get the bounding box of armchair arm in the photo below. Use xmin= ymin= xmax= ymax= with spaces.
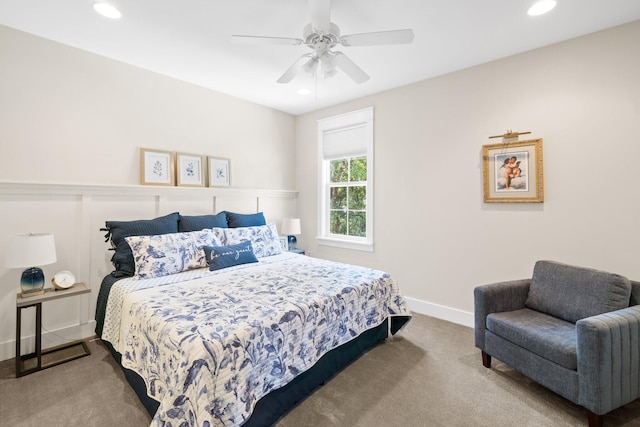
xmin=577 ymin=305 xmax=640 ymax=415
xmin=474 ymin=279 xmax=530 ymax=350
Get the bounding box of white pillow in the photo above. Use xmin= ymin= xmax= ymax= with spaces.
xmin=125 ymin=229 xmax=222 ymax=279
xmin=222 ymin=222 xmax=282 ymax=258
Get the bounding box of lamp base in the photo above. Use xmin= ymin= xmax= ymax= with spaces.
xmin=287 ymin=235 xmax=297 ymax=250
xmin=20 ymin=267 xmax=45 ymax=297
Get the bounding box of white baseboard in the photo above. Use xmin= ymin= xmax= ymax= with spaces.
xmin=0 ymin=320 xmax=96 ymax=363
xmin=405 ymin=297 xmax=474 ymax=328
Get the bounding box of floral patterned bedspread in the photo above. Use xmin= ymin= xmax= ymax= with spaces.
xmin=101 ymin=253 xmax=410 ymax=426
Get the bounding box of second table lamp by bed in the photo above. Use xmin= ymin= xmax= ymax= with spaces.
xmin=4 ymin=233 xmax=57 ymax=297
xmin=281 ymin=218 xmax=301 ymax=250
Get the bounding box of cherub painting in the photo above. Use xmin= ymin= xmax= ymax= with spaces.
xmin=495 ymin=152 xmax=528 ymax=191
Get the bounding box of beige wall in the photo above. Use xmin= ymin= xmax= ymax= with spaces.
xmin=0 ymin=25 xmax=296 ymax=189
xmin=295 ymin=20 xmax=640 ymax=323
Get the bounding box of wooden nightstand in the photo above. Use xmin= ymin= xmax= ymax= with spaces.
xmin=288 ymin=248 xmax=305 ymax=255
xmin=15 ymin=283 xmax=91 ymax=377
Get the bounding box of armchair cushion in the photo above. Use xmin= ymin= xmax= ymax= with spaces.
xmin=525 ymin=260 xmax=631 ymax=323
xmin=474 ymin=279 xmax=530 ymax=350
xmin=487 ymin=308 xmax=577 ymax=369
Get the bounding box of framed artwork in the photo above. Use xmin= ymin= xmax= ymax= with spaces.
xmin=140 ymin=148 xmax=175 ymax=186
xmin=279 ymin=236 xmax=288 ymax=251
xmin=208 ymin=157 xmax=230 ymax=187
xmin=176 ymin=153 xmax=206 ymax=187
xmin=482 ymin=138 xmax=544 ymax=203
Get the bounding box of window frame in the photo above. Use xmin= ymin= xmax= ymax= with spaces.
xmin=317 ymin=107 xmax=374 ymax=252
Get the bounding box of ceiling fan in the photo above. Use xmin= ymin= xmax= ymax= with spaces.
xmin=231 ymin=0 xmax=414 ymax=84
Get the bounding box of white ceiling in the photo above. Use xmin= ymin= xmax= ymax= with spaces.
xmin=1 ymin=0 xmax=640 ymax=115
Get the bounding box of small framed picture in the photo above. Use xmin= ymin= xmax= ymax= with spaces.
xmin=140 ymin=148 xmax=175 ymax=186
xmin=208 ymin=157 xmax=230 ymax=187
xmin=279 ymin=236 xmax=288 ymax=251
xmin=176 ymin=153 xmax=206 ymax=187
xmin=482 ymin=138 xmax=544 ymax=203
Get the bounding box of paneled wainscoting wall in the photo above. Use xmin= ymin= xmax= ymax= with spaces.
xmin=0 ymin=181 xmax=298 ymax=362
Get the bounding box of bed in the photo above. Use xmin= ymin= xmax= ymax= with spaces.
xmin=95 ymin=211 xmax=411 ymax=426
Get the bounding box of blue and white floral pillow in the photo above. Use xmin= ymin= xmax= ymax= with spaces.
xmin=222 ymin=222 xmax=282 ymax=258
xmin=126 ymin=230 xmax=223 ymax=279
xmin=191 ymin=229 xmax=225 ymax=267
xmin=208 ymin=227 xmax=227 ymax=246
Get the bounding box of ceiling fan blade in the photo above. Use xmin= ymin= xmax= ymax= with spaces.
xmin=340 ymin=29 xmax=414 ymax=47
xmin=277 ymin=54 xmax=312 ymax=84
xmin=309 ymin=0 xmax=331 ymax=33
xmin=232 ymin=35 xmax=303 ymax=46
xmin=334 ymin=52 xmax=369 ymax=84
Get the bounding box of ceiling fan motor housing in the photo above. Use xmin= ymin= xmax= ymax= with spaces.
xmin=303 ymin=22 xmax=341 ymax=51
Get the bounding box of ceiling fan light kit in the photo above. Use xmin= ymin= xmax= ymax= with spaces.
xmin=302 ymin=55 xmax=320 ymax=75
xmin=232 ymin=0 xmax=414 ymax=85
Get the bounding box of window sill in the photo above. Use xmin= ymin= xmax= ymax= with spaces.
xmin=316 ymin=237 xmax=373 ymax=252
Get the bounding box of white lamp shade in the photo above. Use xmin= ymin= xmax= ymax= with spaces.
xmin=4 ymin=233 xmax=57 ymax=268
xmin=281 ymin=218 xmax=301 ymax=235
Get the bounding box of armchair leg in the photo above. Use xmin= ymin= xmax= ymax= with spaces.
xmin=481 ymin=351 xmax=491 ymax=368
xmin=587 ymin=410 xmax=603 ymax=427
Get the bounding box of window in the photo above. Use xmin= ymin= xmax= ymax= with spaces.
xmin=317 ymin=107 xmax=373 ymax=251
xmin=329 ymin=156 xmax=367 ymax=237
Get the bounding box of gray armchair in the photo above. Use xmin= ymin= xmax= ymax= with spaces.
xmin=474 ymin=260 xmax=640 ymax=427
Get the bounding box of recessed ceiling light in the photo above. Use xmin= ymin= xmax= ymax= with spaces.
xmin=297 ymin=88 xmax=311 ymax=95
xmin=527 ymin=0 xmax=557 ymax=16
xmin=93 ymin=2 xmax=122 ymax=19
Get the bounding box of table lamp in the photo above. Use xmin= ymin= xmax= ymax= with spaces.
xmin=5 ymin=233 xmax=57 ymax=297
xmin=281 ymin=218 xmax=301 ymax=250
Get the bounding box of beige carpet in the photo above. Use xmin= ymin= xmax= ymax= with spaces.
xmin=1 ymin=313 xmax=639 ymax=426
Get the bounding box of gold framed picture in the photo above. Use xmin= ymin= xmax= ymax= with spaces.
xmin=208 ymin=157 xmax=230 ymax=187
xmin=176 ymin=152 xmax=206 ymax=187
xmin=140 ymin=148 xmax=175 ymax=186
xmin=482 ymin=138 xmax=544 ymax=203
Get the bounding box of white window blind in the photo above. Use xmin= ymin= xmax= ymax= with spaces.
xmin=323 ymin=124 xmax=367 ymax=159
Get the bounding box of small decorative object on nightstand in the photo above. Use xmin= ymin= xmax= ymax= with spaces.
xmin=4 ymin=233 xmax=57 ymax=297
xmin=281 ymin=218 xmax=301 ymax=250
xmin=279 ymin=236 xmax=288 ymax=251
xmin=51 ymin=270 xmax=76 ymax=290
